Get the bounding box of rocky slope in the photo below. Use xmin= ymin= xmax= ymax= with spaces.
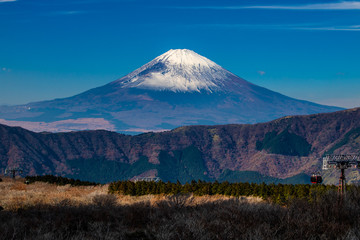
xmin=1 ymin=108 xmax=360 ymax=183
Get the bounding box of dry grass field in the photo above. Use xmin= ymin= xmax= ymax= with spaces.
xmin=0 ymin=176 xmax=261 ymax=211
xmin=1 ymin=176 xmax=360 ymax=240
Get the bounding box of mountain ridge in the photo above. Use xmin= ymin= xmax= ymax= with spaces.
xmin=1 ymin=107 xmax=359 ymax=184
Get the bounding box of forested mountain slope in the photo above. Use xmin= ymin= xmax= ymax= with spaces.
xmin=1 ymin=108 xmax=360 ymax=183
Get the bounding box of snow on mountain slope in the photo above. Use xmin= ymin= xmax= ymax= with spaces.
xmin=115 ymin=49 xmax=234 ymax=92
xmin=155 ymin=49 xmax=218 ymax=67
xmin=0 ymin=49 xmax=343 ymax=133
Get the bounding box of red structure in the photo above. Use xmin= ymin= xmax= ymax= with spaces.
xmin=310 ymin=173 xmax=322 ymax=184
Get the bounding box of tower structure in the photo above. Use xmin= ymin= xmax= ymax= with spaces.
xmin=5 ymin=167 xmax=23 ymax=180
xmin=323 ymin=155 xmax=360 ymax=196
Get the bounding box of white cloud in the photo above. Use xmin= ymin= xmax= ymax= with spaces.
xmin=0 ymin=0 xmax=16 ymax=3
xmin=1 ymin=67 xmax=11 ymax=72
xmin=257 ymin=71 xmax=266 ymax=76
xmin=46 ymin=10 xmax=85 ymax=16
xmin=0 ymin=118 xmax=117 ymax=133
xmin=294 ymin=25 xmax=360 ymax=31
xmin=242 ymin=1 xmax=360 ymax=10
xmin=317 ymin=98 xmax=360 ymax=109
xmin=55 ymin=11 xmax=83 ymax=15
xmin=177 ymin=1 xmax=360 ymax=10
xmin=187 ymin=23 xmax=360 ymax=32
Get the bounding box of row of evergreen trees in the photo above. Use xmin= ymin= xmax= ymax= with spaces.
xmin=25 ymin=175 xmax=98 ymax=186
xmin=108 ymin=180 xmax=347 ymax=204
xmin=24 ymin=175 xmax=357 ymax=205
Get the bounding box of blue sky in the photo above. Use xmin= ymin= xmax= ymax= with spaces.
xmin=0 ymin=0 xmax=359 ymax=108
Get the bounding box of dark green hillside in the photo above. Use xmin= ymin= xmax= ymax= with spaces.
xmin=65 ymin=145 xmax=311 ymax=184
xmin=157 ymin=146 xmax=210 ymax=183
xmin=325 ymin=127 xmax=360 ymax=155
xmin=256 ymin=130 xmax=311 ymax=156
xmin=218 ymin=170 xmax=310 ymax=184
xmin=66 ymin=146 xmax=209 ymax=183
xmin=280 ymin=173 xmax=310 ymax=184
xmin=67 ymin=157 xmax=156 ymax=183
xmin=218 ymin=170 xmax=278 ymax=183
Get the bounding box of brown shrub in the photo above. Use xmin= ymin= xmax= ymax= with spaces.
xmin=92 ymin=194 xmax=117 ymax=208
xmin=0 ymin=195 xmax=359 ymax=240
xmin=2 ymin=179 xmax=360 ymax=239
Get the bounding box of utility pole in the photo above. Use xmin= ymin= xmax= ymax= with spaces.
xmin=323 ymin=155 xmax=360 ymax=197
xmin=5 ymin=167 xmax=23 ymax=180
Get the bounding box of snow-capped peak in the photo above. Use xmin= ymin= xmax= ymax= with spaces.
xmin=154 ymin=49 xmax=218 ymax=69
xmin=115 ymin=49 xmax=237 ymax=93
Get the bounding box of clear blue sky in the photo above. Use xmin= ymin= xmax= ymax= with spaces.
xmin=0 ymin=0 xmax=359 ymax=108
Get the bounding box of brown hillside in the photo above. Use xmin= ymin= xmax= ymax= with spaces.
xmin=1 ymin=108 xmax=360 ymax=181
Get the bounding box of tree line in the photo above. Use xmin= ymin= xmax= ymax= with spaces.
xmin=25 ymin=175 xmax=98 ymax=186
xmin=23 ymin=175 xmax=357 ymax=205
xmin=108 ymin=180 xmax=348 ymax=205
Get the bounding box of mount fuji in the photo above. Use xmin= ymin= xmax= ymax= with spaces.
xmin=0 ymin=49 xmax=342 ymax=133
